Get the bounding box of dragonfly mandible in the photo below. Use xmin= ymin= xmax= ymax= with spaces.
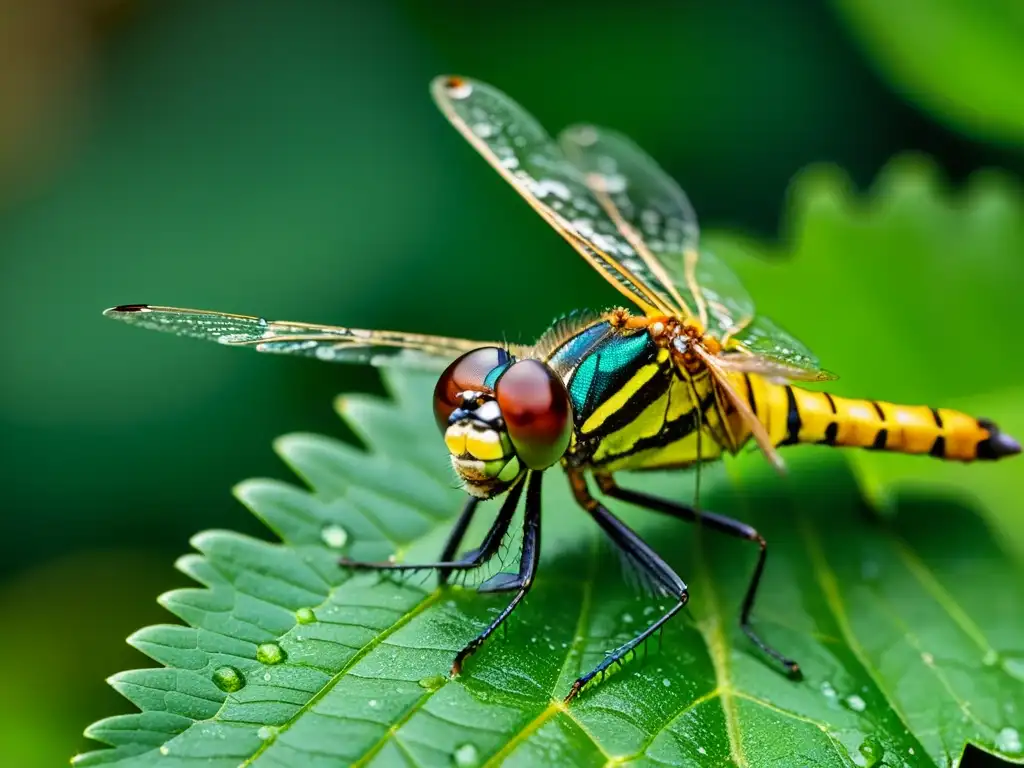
xmin=105 ymin=75 xmax=1021 ymax=702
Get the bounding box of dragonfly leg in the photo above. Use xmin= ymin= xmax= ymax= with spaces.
xmin=338 ymin=478 xmax=522 ymax=574
xmin=565 ymin=471 xmax=688 ymax=703
xmin=450 ymin=471 xmax=542 ymax=676
xmin=436 ymin=497 xmax=481 ymax=586
xmin=595 ymin=473 xmax=800 ymax=677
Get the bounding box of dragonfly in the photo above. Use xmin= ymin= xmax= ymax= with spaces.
xmin=105 ymin=75 xmax=1021 ymax=703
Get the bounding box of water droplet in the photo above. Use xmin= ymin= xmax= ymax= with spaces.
xmin=471 ymin=122 xmax=494 ymax=139
xmin=697 ymin=746 xmax=707 ymax=756
xmin=908 ymin=747 xmax=915 ymax=755
xmin=159 ymin=746 xmax=170 ymax=756
xmin=921 ymin=651 xmax=934 ymax=666
xmin=295 ymin=607 xmax=316 ymax=624
xmin=256 ymin=642 xmax=286 ymax=665
xmin=996 ymin=727 xmax=1022 ymax=754
xmin=662 ymin=678 xmax=671 ymax=687
xmin=622 ymin=613 xmax=634 ymax=624
xmin=820 ymin=681 xmax=837 ymax=699
xmin=858 ymin=736 xmax=884 ymax=767
xmin=263 ymin=672 xmax=271 ymax=681
xmin=211 ymin=665 xmax=245 ymax=693
xmin=320 ymin=523 xmax=348 ymax=549
xmin=418 ymin=675 xmax=446 ymax=691
xmin=453 ymin=743 xmax=479 ymax=767
xmin=257 ymin=726 xmax=277 ymax=742
xmin=368 ymin=699 xmax=378 ymax=708
xmin=844 ymin=694 xmax=867 ymax=712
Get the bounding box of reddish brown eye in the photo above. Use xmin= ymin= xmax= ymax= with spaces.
xmin=433 ymin=347 xmax=508 ymax=432
xmin=495 ymin=360 xmax=573 ymax=470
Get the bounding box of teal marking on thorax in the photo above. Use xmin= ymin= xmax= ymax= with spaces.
xmin=568 ymin=330 xmax=656 ymax=416
xmin=549 ymin=321 xmax=611 ymax=371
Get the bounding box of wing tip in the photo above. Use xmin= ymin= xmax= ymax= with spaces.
xmin=431 ymin=74 xmax=473 ymax=101
xmin=104 ymin=304 xmax=151 ymax=317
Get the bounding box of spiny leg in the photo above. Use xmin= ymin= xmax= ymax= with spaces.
xmin=595 ymin=473 xmax=799 ymax=676
xmin=339 ymin=478 xmax=523 ymax=574
xmin=565 ymin=471 xmax=689 ymax=703
xmin=451 ymin=470 xmax=543 ymax=676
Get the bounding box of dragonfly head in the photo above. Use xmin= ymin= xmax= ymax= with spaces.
xmin=434 ymin=348 xmax=573 ymax=499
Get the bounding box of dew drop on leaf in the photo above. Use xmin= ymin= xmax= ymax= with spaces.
xmin=820 ymin=681 xmax=837 ymax=699
xmin=844 ymin=694 xmax=867 ymax=712
xmin=159 ymin=746 xmax=169 ymax=756
xmin=256 ymin=726 xmax=277 ymax=742
xmin=858 ymin=735 xmax=884 ymax=767
xmin=418 ymin=675 xmax=446 ymax=691
xmin=295 ymin=607 xmax=316 ymax=624
xmin=453 ymin=743 xmax=480 ymax=767
xmin=996 ymin=727 xmax=1022 ymax=754
xmin=662 ymin=678 xmax=671 ymax=687
xmin=256 ymin=642 xmax=287 ymax=665
xmin=320 ymin=523 xmax=348 ymax=549
xmin=211 ymin=665 xmax=245 ymax=693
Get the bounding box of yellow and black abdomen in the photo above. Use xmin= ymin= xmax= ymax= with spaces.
xmin=733 ymin=374 xmax=1020 ymax=462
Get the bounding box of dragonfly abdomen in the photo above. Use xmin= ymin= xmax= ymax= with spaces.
xmin=738 ymin=375 xmax=1020 ymax=461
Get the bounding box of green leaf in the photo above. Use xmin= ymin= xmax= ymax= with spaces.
xmin=80 ymin=160 xmax=1024 ymax=766
xmin=832 ymin=0 xmax=1024 ymax=144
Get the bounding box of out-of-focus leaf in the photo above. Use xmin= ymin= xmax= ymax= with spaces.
xmin=77 ymin=363 xmax=1023 ymax=766
xmin=709 ymin=154 xmax=1024 ymax=555
xmin=833 ymin=0 xmax=1024 ymax=144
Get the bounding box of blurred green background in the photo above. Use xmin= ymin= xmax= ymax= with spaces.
xmin=1 ymin=1 xmax=1022 ymax=765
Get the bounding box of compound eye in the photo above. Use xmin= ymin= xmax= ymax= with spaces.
xmin=433 ymin=346 xmax=509 ymax=432
xmin=495 ymin=360 xmax=573 ymax=470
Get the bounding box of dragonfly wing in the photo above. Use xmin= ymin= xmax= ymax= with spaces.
xmin=559 ymin=124 xmax=760 ymax=337
xmin=431 ymin=75 xmax=678 ymax=317
xmin=103 ymin=305 xmax=501 ymax=370
xmin=726 ymin=314 xmax=832 ymax=380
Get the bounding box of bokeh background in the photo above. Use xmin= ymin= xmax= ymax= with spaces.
xmin=1 ymin=1 xmax=1022 ymax=765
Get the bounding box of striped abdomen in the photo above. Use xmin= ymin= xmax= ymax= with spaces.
xmin=733 ymin=374 xmax=1020 ymax=462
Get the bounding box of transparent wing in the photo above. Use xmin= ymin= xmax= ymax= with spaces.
xmin=556 ymin=125 xmax=833 ymax=380
xmin=431 ymin=75 xmax=680 ymax=317
xmin=559 ymin=124 xmax=762 ymax=338
xmin=103 ymin=305 xmax=507 ymax=369
xmin=726 ymin=315 xmax=833 ymax=380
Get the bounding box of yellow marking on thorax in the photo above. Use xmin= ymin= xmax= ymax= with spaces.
xmin=579 ymin=349 xmax=669 ymax=435
xmin=591 ymin=371 xmax=728 ymax=471
xmin=592 ymin=390 xmax=670 ymax=462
